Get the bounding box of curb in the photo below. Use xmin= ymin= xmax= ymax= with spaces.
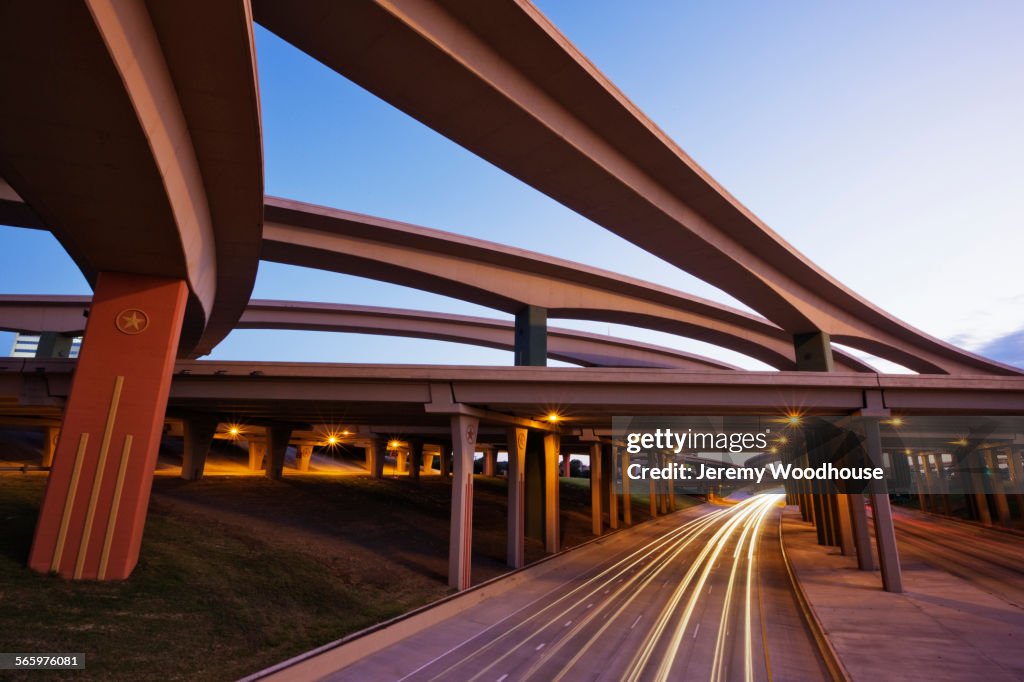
xmin=777 ymin=509 xmax=851 ymax=682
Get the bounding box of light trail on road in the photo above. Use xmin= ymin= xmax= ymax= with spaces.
xmin=384 ymin=493 xmax=811 ymax=682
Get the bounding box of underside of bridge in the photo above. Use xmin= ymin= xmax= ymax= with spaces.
xmin=0 ymin=0 xmax=1022 ymax=600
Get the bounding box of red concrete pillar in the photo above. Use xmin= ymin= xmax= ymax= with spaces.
xmin=29 ymin=272 xmax=187 ymax=580
xmin=562 ymin=453 xmax=571 ymax=477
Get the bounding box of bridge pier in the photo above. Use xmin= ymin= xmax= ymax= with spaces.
xmin=481 ymin=445 xmax=496 ymax=477
xmin=248 ymin=441 xmax=265 ymax=472
xmin=181 ymin=417 xmax=218 ymax=481
xmin=1006 ymin=445 xmax=1024 ymax=521
xmin=36 ymin=331 xmax=76 ymax=359
xmin=543 ymin=433 xmax=560 ymax=554
xmin=864 ymin=417 xmax=903 ymax=593
xmin=514 ymin=305 xmax=546 ymax=366
xmin=648 ymin=452 xmax=658 ymax=518
xmin=603 ymin=444 xmax=619 ymax=530
xmin=589 ymin=442 xmax=602 ymax=536
xmin=41 ymin=426 xmax=59 ymax=468
xmin=984 ymin=450 xmax=1012 ymax=527
xmin=296 ymin=444 xmax=313 ymax=473
xmin=448 ymin=414 xmax=478 ymax=590
xmin=409 ymin=440 xmax=423 ymax=482
xmin=264 ymin=426 xmax=292 ymax=480
xmin=619 ymin=446 xmax=631 ymax=526
xmin=28 ymin=272 xmax=188 ymax=581
xmin=847 ymin=492 xmax=875 ymax=570
xmin=507 ymin=428 xmax=527 ymax=568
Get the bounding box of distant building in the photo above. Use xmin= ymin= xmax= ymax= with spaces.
xmin=9 ymin=332 xmax=81 ymax=358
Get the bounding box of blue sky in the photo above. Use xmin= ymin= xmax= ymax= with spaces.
xmin=1 ymin=1 xmax=1021 ymax=369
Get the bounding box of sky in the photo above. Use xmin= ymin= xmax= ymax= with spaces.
xmin=1 ymin=0 xmax=1022 ymax=370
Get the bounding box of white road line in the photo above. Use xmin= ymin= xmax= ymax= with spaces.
xmin=496 ymin=675 xmax=508 ymax=682
xmin=631 ymin=615 xmax=643 ymax=629
xmin=694 ymin=623 xmax=701 ymax=639
xmin=535 ymin=643 xmax=546 ymax=651
xmin=564 ymin=620 xmax=572 ymax=627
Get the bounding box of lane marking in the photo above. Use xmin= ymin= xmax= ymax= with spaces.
xmin=535 ymin=643 xmax=545 ymax=651
xmin=694 ymin=623 xmax=701 ymax=639
xmin=631 ymin=615 xmax=642 ymax=629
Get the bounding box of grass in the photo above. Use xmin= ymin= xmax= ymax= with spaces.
xmin=0 ymin=471 xmax=700 ymax=681
xmin=0 ymin=475 xmax=446 ymax=681
xmin=0 ymin=471 xmax=653 ymax=681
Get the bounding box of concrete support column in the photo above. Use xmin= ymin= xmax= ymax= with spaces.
xmin=544 ymin=433 xmax=560 ymax=554
xmin=248 ymin=442 xmax=265 ymax=472
xmin=620 ymin=446 xmax=632 ymax=526
xmin=480 ymin=446 xmax=496 ymax=477
xmin=603 ymin=444 xmax=618 ymax=530
xmin=440 ymin=444 xmax=451 ymax=479
xmin=365 ymin=439 xmax=385 ymax=479
xmin=181 ymin=417 xmax=218 ymax=481
xmin=929 ymin=453 xmax=952 ymax=515
xmin=41 ymin=426 xmax=60 ymax=468
xmin=506 ymin=428 xmax=527 ymax=568
xmin=514 ymin=305 xmax=546 ymax=366
xmin=865 ymin=418 xmax=903 ymax=593
xmin=296 ymin=445 xmax=313 ymax=473
xmin=1005 ymin=446 xmax=1024 ymax=521
xmin=36 ymin=332 xmax=75 ymax=359
xmin=409 ymin=440 xmax=423 ymax=482
xmin=589 ymin=442 xmax=603 ymax=536
xmin=265 ymin=426 xmax=292 ymax=480
xmin=917 ymin=450 xmax=933 ymax=509
xmin=847 ymin=492 xmax=875 ymax=570
xmin=835 ymin=493 xmax=855 ymax=556
xmin=448 ymin=414 xmax=478 ymax=590
xmin=793 ymin=331 xmax=835 ymax=372
xmin=562 ymin=453 xmax=571 ymax=478
xmin=396 ymin=448 xmax=408 ymax=475
xmin=648 ymin=453 xmax=658 ymax=517
xmin=969 ymin=450 xmax=993 ymax=526
xmin=28 ymin=272 xmax=188 ymax=580
xmin=984 ymin=450 xmax=1012 ymax=527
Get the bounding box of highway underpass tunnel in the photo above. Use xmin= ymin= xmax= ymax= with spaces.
xmin=28 ymin=272 xmax=188 ymax=580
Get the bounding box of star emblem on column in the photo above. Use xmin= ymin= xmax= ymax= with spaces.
xmin=116 ymin=308 xmax=149 ymax=335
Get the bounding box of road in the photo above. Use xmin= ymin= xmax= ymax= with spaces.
xmin=326 ymin=495 xmax=828 ymax=681
xmin=892 ymin=507 xmax=1024 ymax=608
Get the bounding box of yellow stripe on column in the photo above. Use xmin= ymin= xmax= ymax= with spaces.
xmin=98 ymin=433 xmax=133 ymax=580
xmin=74 ymin=375 xmax=124 ymax=579
xmin=50 ymin=432 xmax=90 ymax=573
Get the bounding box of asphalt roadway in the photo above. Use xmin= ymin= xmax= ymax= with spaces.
xmin=324 ymin=496 xmax=828 ymax=681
